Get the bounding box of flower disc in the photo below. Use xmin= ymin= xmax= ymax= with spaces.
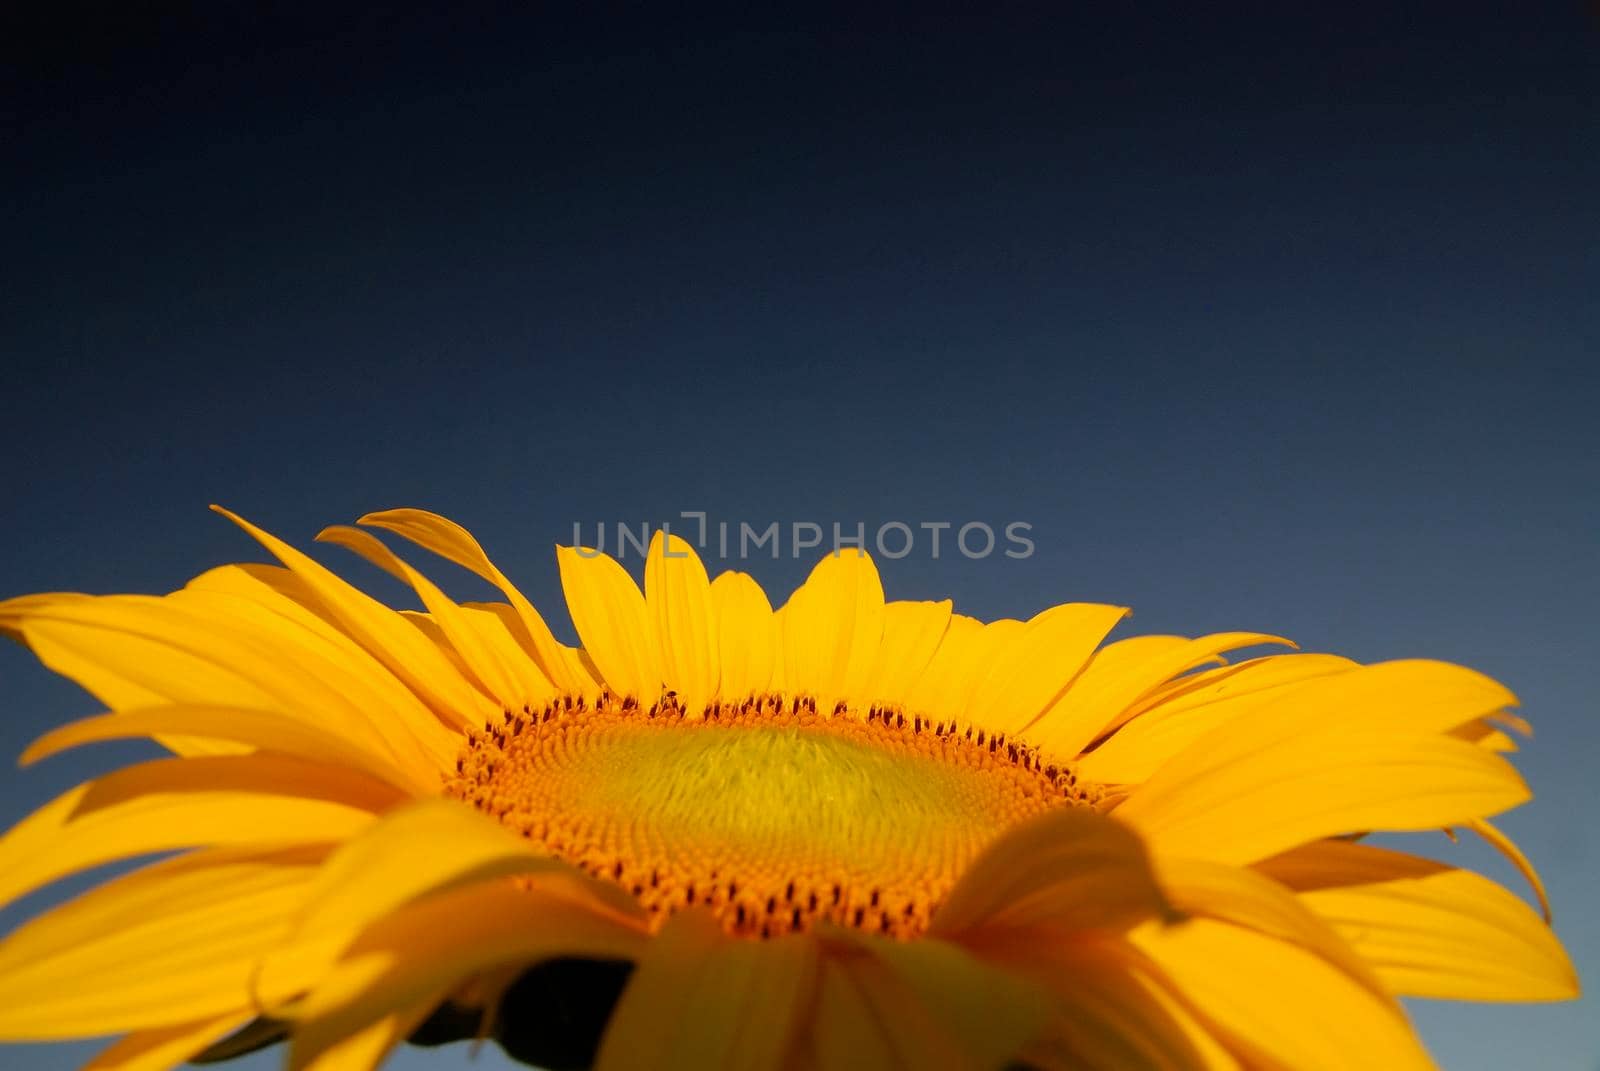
xmin=446 ymin=694 xmax=1099 ymax=937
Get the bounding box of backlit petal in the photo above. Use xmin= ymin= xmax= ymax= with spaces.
xmin=781 ymin=550 xmax=885 ymax=709
xmin=595 ymin=909 xmax=818 ymax=1071
xmin=1131 ymin=918 xmax=1437 ymax=1071
xmin=0 ymin=755 xmax=396 ymax=908
xmin=645 ymin=532 xmax=719 ymax=713
xmin=1079 ymin=653 xmax=1357 ymax=785
xmin=933 ymin=808 xmax=1169 ymax=937
xmin=357 ymin=508 xmax=578 ymax=693
xmin=210 ymin=507 xmax=498 ymax=727
xmin=1029 ymin=632 xmax=1294 ymax=757
xmin=1117 ymin=728 xmax=1528 ymax=865
xmin=285 ymin=882 xmax=647 ymax=1066
xmin=710 ymin=571 xmax=776 ymax=699
xmin=862 ymin=600 xmax=952 ymax=709
xmin=1256 ymin=840 xmax=1577 ymax=1002
xmin=0 ymin=846 xmax=325 ymax=1038
xmin=318 ymin=525 xmax=535 ymax=712
xmin=971 ymin=603 xmax=1130 ymax=737
xmin=84 ymin=1013 xmax=252 ymax=1071
xmin=556 ymin=546 xmax=662 ymax=702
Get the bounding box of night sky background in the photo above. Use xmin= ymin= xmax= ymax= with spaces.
xmin=2 ymin=5 xmax=1596 ymax=1069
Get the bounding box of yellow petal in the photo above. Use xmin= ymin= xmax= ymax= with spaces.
xmin=861 ymin=599 xmax=952 ymax=709
xmin=0 ymin=594 xmax=164 ymax=712
xmin=1221 ymin=659 xmax=1515 ymax=739
xmin=556 ymin=546 xmax=662 ymax=701
xmin=1117 ymin=728 xmax=1529 ymax=865
xmin=1 ymin=593 xmax=427 ymax=763
xmin=595 ymin=909 xmax=819 ymax=1071
xmin=20 ymin=704 xmax=426 ymax=796
xmin=804 ymin=955 xmax=901 ymax=1070
xmin=1256 ymin=839 xmax=1578 ymax=1002
xmin=1029 ymin=632 xmax=1295 ymax=758
xmin=210 ymin=506 xmax=497 ymax=726
xmin=1152 ymin=856 xmax=1384 ymax=998
xmin=1130 ymin=918 xmax=1437 ymax=1071
xmin=983 ymin=932 xmax=1233 ymax=1071
xmin=1457 ymin=722 xmax=1519 ymax=752
xmin=358 ymin=508 xmax=578 ymax=693
xmin=808 ymin=932 xmax=1049 ymax=1071
xmin=286 ymin=881 xmax=648 ymax=1065
xmin=645 ymin=531 xmax=719 ymax=713
xmin=318 ymin=525 xmax=535 ymax=713
xmin=256 ymin=798 xmax=642 ymax=1007
xmin=933 ymin=808 xmax=1169 ymax=937
xmin=457 ymin=602 xmax=565 ymax=707
xmin=292 ymin=998 xmax=440 ymax=1071
xmin=84 ymin=1013 xmax=253 ymax=1071
xmin=970 ymin=603 xmax=1130 ymax=738
xmin=709 ymin=571 xmax=777 ymax=700
xmin=173 ymin=572 xmax=459 ymax=769
xmin=0 ymin=755 xmax=396 ymax=909
xmin=1464 ymin=816 xmax=1552 ymax=922
xmin=1079 ymin=653 xmax=1358 ymax=784
xmin=901 ymin=614 xmax=990 ymax=724
xmin=781 ymin=550 xmax=885 ymax=709
xmin=0 ymin=846 xmax=325 ymax=1039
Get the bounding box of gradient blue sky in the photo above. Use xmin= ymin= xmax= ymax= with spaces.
xmin=2 ymin=6 xmax=1596 ymax=1069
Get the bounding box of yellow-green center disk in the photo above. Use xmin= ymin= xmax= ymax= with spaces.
xmin=447 ymin=695 xmax=1095 ymax=938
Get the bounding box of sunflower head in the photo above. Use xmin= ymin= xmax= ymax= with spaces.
xmin=0 ymin=507 xmax=1577 ymax=1071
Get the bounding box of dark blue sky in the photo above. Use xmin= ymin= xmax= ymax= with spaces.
xmin=2 ymin=7 xmax=1596 ymax=1069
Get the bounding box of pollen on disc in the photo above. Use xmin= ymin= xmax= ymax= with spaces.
xmin=444 ymin=694 xmax=1098 ymax=939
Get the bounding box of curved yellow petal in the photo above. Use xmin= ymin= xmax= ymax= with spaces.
xmin=210 ymin=507 xmax=498 ymax=727
xmin=357 ymin=508 xmax=577 ymax=693
xmin=1464 ymin=816 xmax=1552 ymax=922
xmin=807 ymin=932 xmax=1049 ymax=1071
xmin=318 ymin=525 xmax=535 ymax=712
xmin=1130 ymin=918 xmax=1437 ymax=1071
xmin=1117 ymin=728 xmax=1529 ymax=865
xmin=20 ymin=705 xmax=426 ymax=796
xmin=1 ymin=594 xmax=410 ymax=760
xmin=1029 ymin=632 xmax=1295 ymax=757
xmin=292 ymin=998 xmax=440 ymax=1071
xmin=985 ymin=933 xmax=1232 ymax=1071
xmin=645 ymin=532 xmax=718 ymax=713
xmin=556 ymin=546 xmax=662 ymax=702
xmin=0 ymin=755 xmax=397 ymax=909
xmin=457 ymin=602 xmax=565 ymax=707
xmin=862 ymin=599 xmax=952 ymax=709
xmin=0 ymin=846 xmax=325 ymax=1039
xmin=174 ymin=571 xmax=459 ymax=768
xmin=1127 ymin=652 xmax=1360 ymax=722
xmin=933 ymin=809 xmax=1169 ymax=938
xmin=184 ymin=563 xmax=346 ymax=645
xmin=1226 ymin=659 xmax=1515 ymax=739
xmin=1152 ymin=856 xmax=1384 ymax=998
xmin=710 ymin=571 xmax=776 ymax=700
xmin=971 ymin=603 xmax=1130 ymax=738
xmin=1456 ymin=721 xmax=1519 ymax=752
xmin=84 ymin=1012 xmax=253 ymax=1071
xmin=901 ymin=614 xmax=990 ymax=724
xmin=0 ymin=594 xmax=166 ymax=713
xmin=1256 ymin=840 xmax=1577 ymax=1002
xmin=285 ymin=881 xmax=648 ymax=1067
xmin=1079 ymin=653 xmax=1358 ymax=785
xmin=595 ymin=909 xmax=818 ymax=1071
xmin=256 ymin=798 xmax=641 ymax=1007
xmin=781 ymin=550 xmax=885 ymax=709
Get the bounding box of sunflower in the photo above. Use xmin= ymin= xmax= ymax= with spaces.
xmin=0 ymin=507 xmax=1577 ymax=1071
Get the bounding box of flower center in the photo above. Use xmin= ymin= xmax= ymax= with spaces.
xmin=444 ymin=695 xmax=1098 ymax=938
